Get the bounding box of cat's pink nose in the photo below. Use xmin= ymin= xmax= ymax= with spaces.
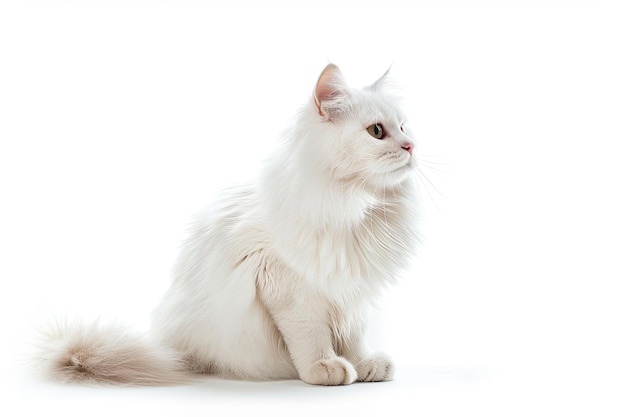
xmin=402 ymin=142 xmax=414 ymax=155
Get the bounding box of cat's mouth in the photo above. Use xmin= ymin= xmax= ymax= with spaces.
xmin=383 ymin=152 xmax=413 ymax=174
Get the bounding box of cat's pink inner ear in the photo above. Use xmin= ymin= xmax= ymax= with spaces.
xmin=314 ymin=64 xmax=347 ymax=116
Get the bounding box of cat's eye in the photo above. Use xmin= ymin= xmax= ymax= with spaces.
xmin=367 ymin=123 xmax=384 ymax=139
xmin=400 ymin=125 xmax=406 ymax=134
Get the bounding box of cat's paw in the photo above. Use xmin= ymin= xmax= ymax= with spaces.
xmin=300 ymin=357 xmax=357 ymax=386
xmin=355 ymin=354 xmax=394 ymax=382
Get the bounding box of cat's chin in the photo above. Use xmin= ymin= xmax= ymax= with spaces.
xmin=386 ymin=157 xmax=415 ymax=180
xmin=368 ymin=164 xmax=415 ymax=191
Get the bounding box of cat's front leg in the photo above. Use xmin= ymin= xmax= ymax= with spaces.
xmin=257 ymin=269 xmax=356 ymax=385
xmin=353 ymin=354 xmax=394 ymax=382
xmin=266 ymin=298 xmax=357 ymax=386
xmin=339 ymin=321 xmax=395 ymax=382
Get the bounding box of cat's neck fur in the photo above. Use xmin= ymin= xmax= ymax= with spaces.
xmin=263 ymin=113 xmax=375 ymax=232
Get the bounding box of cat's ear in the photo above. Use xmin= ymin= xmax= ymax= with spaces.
xmin=369 ymin=65 xmax=394 ymax=92
xmin=314 ymin=64 xmax=351 ymax=120
xmin=369 ymin=65 xmax=404 ymax=100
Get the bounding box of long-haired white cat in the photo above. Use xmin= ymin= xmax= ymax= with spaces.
xmin=37 ymin=64 xmax=420 ymax=386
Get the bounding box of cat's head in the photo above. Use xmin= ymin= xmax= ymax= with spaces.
xmin=303 ymin=64 xmax=416 ymax=191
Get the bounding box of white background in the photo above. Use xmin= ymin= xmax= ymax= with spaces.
xmin=1 ymin=0 xmax=625 ymax=415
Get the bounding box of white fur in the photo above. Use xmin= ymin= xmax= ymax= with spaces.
xmin=37 ymin=64 xmax=421 ymax=386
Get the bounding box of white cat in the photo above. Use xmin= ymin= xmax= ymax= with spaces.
xmin=37 ymin=64 xmax=421 ymax=386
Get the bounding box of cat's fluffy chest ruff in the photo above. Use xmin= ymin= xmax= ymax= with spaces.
xmin=259 ymin=181 xmax=419 ymax=300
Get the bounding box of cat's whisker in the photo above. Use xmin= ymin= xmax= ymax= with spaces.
xmin=416 ymin=167 xmax=445 ymax=214
xmin=417 ymin=160 xmax=449 ymax=176
xmin=417 ymin=166 xmax=446 ymax=199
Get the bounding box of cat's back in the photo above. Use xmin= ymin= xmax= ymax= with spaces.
xmin=176 ymin=184 xmax=268 ymax=276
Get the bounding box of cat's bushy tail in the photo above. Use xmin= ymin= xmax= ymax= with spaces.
xmin=34 ymin=320 xmax=189 ymax=385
